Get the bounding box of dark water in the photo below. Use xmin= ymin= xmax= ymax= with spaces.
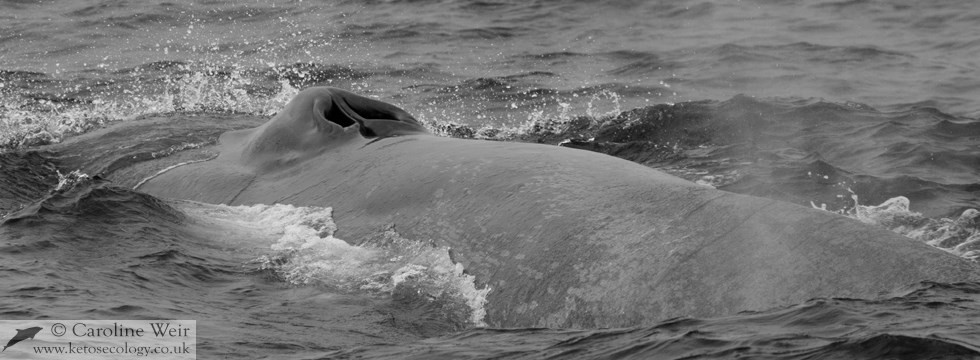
xmin=332 ymin=282 xmax=980 ymax=359
xmin=2 ymin=0 xmax=980 ymax=358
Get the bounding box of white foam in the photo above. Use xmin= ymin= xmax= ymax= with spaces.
xmin=834 ymin=194 xmax=980 ymax=261
xmin=176 ymin=201 xmax=491 ymax=326
xmin=54 ymin=169 xmax=91 ymax=192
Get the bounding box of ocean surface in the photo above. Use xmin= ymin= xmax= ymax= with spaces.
xmin=2 ymin=0 xmax=980 ymax=358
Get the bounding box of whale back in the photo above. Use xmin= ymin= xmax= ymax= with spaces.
xmin=220 ymin=135 xmax=980 ymax=328
xmin=121 ymin=89 xmax=980 ymax=328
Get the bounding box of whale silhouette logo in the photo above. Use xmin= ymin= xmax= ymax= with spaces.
xmin=3 ymin=326 xmax=42 ymax=351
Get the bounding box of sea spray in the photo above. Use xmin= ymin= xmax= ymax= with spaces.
xmin=1 ymin=66 xmax=301 ymax=149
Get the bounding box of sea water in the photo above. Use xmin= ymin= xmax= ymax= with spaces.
xmin=2 ymin=1 xmax=979 ymax=358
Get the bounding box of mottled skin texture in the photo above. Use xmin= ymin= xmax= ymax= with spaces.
xmin=138 ymin=87 xmax=980 ymax=328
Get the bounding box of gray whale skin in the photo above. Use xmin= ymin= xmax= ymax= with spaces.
xmin=138 ymin=87 xmax=980 ymax=328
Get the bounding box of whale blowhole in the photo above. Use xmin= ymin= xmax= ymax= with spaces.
xmin=323 ymin=108 xmax=378 ymax=138
xmin=327 ymin=110 xmax=356 ymax=128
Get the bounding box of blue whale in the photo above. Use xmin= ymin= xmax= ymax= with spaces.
xmin=130 ymin=87 xmax=979 ymax=328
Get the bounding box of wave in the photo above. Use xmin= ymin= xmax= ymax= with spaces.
xmin=3 ymin=63 xmax=978 ymax=259
xmin=1 ymin=174 xmax=184 ymax=235
xmin=327 ymin=281 xmax=980 ymax=359
xmin=0 ymin=171 xmax=489 ymax=331
xmin=0 ymin=151 xmax=60 ymax=217
xmin=0 ymin=175 xmax=231 ymax=320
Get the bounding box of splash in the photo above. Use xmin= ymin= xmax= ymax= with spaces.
xmin=585 ymin=89 xmax=623 ymax=120
xmin=419 ymin=90 xmax=629 ymax=142
xmin=0 ymin=65 xmax=302 ymax=150
xmin=53 ymin=169 xmax=91 ymax=193
xmin=166 ymin=69 xmax=298 ymax=115
xmin=178 ymin=202 xmax=490 ymax=326
xmin=0 ymin=97 xmax=162 ymax=149
xmin=825 ymin=193 xmax=980 ymax=260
